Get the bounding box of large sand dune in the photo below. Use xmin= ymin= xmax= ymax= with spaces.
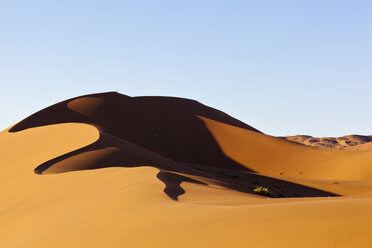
xmin=1 ymin=92 xmax=372 ymax=247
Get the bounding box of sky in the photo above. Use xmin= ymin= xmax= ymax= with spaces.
xmin=0 ymin=0 xmax=371 ymax=137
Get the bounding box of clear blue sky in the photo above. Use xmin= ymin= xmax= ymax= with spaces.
xmin=1 ymin=0 xmax=371 ymax=137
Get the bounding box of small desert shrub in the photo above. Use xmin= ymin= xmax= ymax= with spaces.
xmin=253 ymin=186 xmax=275 ymax=197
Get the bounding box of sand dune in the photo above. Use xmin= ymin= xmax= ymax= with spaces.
xmin=1 ymin=92 xmax=372 ymax=247
xmin=284 ymin=134 xmax=372 ymax=150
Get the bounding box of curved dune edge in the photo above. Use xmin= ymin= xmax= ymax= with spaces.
xmin=0 ymin=123 xmax=99 ymax=173
xmin=2 ymin=92 xmax=372 ymax=247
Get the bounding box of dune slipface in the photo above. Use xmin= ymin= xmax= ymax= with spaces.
xmin=1 ymin=92 xmax=372 ymax=248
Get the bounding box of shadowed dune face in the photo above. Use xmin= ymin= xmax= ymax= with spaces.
xmin=10 ymin=92 xmax=258 ymax=171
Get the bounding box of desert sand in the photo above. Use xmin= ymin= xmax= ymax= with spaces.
xmin=1 ymin=92 xmax=372 ymax=247
xmin=284 ymin=134 xmax=372 ymax=150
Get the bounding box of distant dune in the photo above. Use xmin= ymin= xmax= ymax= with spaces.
xmin=283 ymin=134 xmax=372 ymax=150
xmin=1 ymin=92 xmax=372 ymax=248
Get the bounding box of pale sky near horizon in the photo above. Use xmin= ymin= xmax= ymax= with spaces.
xmin=1 ymin=0 xmax=371 ymax=137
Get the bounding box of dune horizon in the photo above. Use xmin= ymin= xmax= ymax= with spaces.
xmin=1 ymin=91 xmax=372 ymax=248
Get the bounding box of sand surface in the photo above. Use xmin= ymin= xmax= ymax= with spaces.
xmin=1 ymin=92 xmax=372 ymax=247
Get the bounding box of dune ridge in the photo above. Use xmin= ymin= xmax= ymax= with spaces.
xmin=1 ymin=92 xmax=372 ymax=248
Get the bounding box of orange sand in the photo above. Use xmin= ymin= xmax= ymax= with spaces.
xmin=284 ymin=134 xmax=372 ymax=150
xmin=1 ymin=92 xmax=372 ymax=248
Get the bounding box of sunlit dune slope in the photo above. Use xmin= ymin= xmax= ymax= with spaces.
xmin=200 ymin=117 xmax=372 ymax=180
xmin=1 ymin=91 xmax=372 ymax=248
